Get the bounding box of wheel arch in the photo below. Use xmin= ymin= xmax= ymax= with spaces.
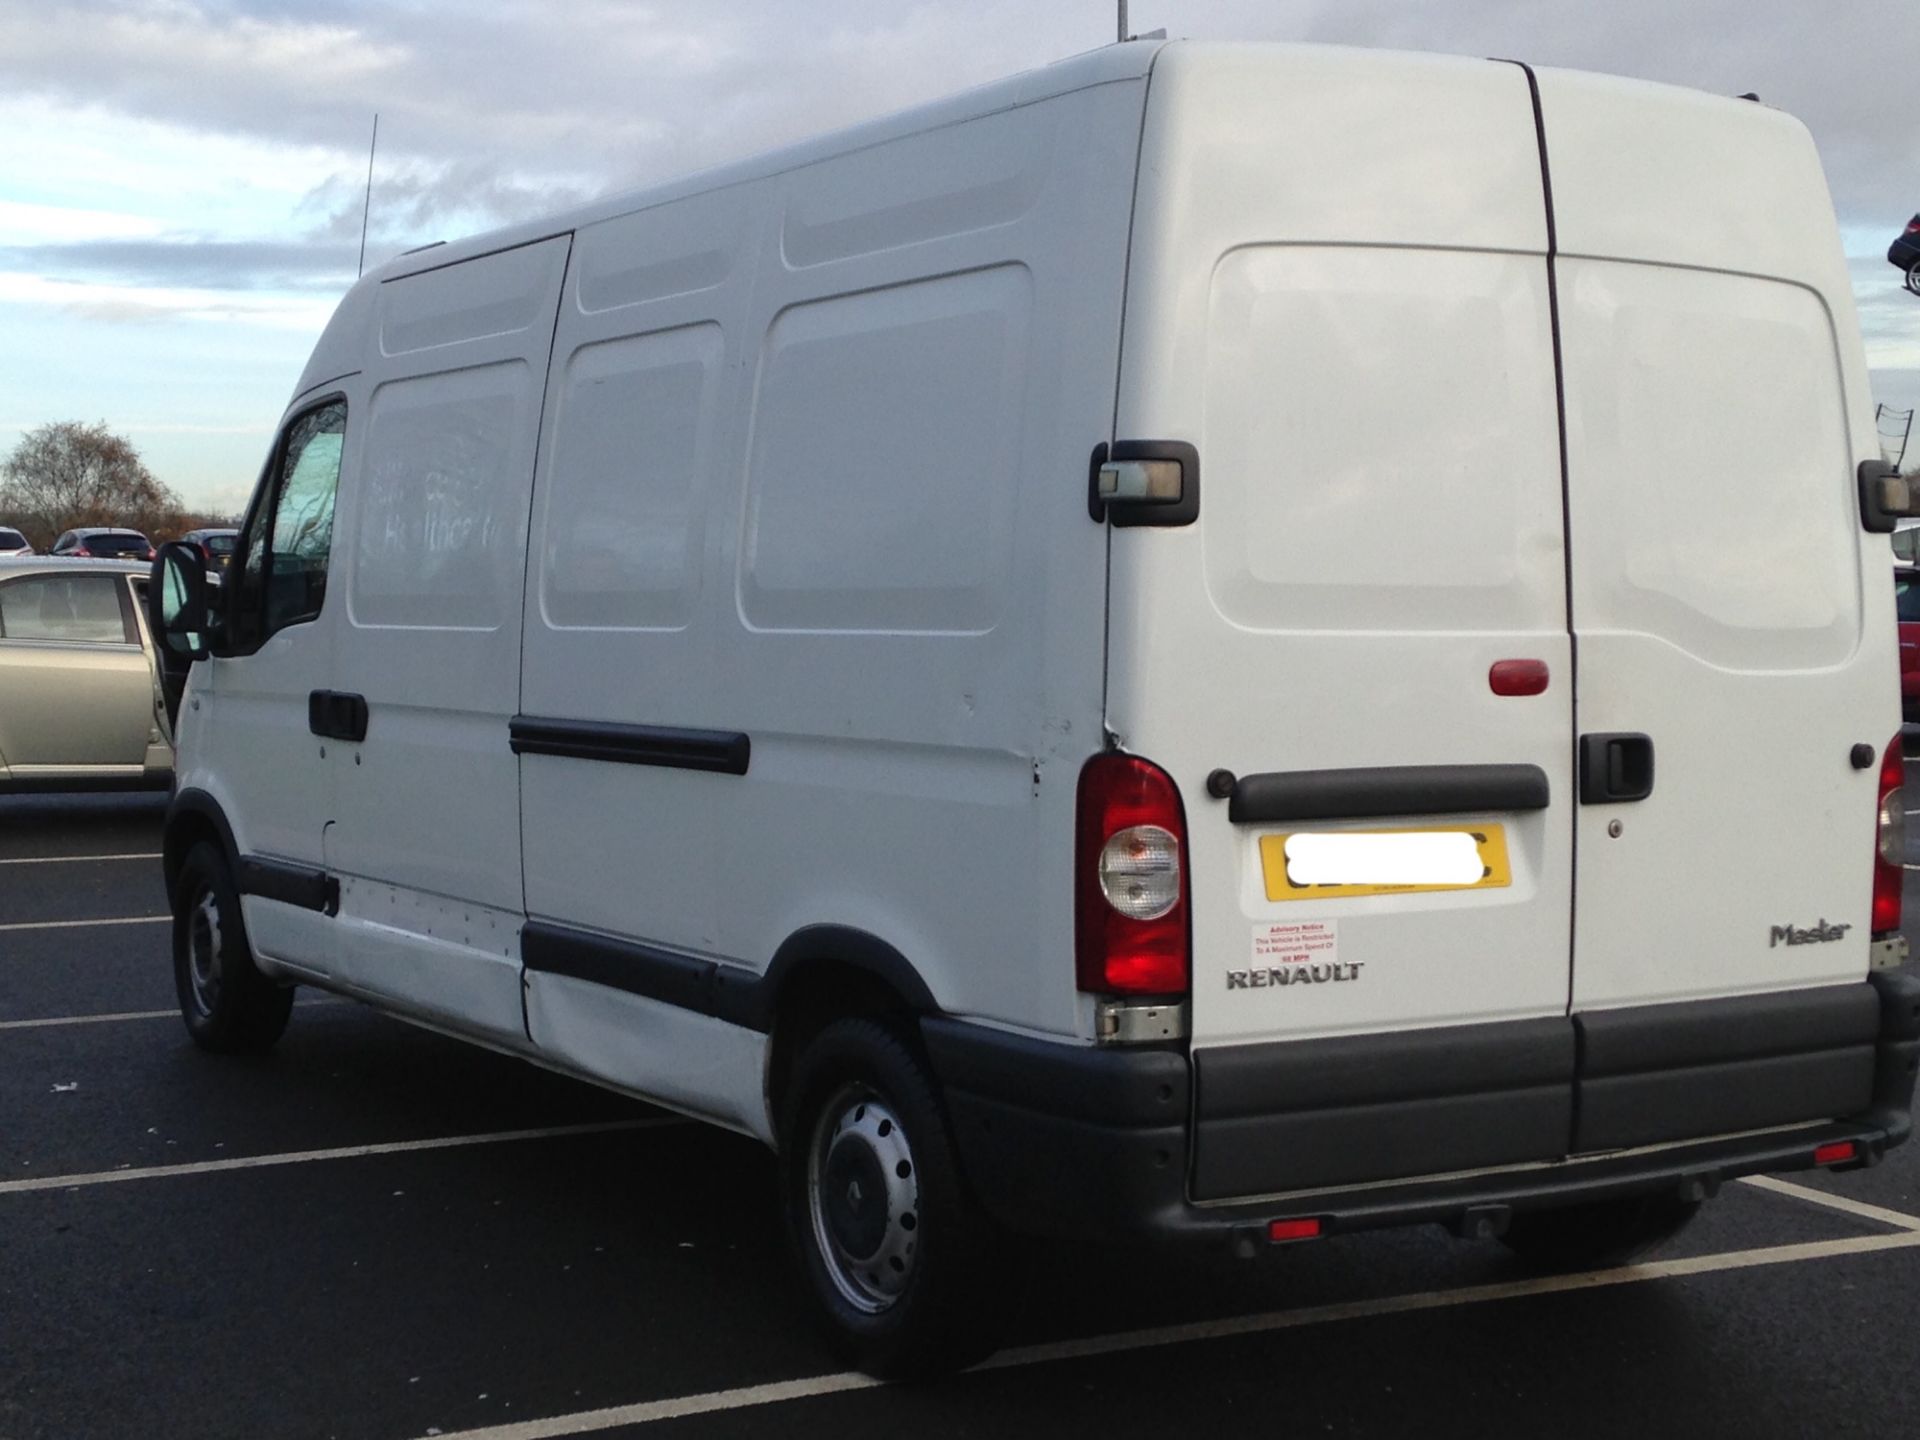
xmin=163 ymin=788 xmax=240 ymax=902
xmin=761 ymin=925 xmax=942 ymax=1133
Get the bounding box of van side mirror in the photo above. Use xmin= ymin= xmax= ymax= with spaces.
xmin=150 ymin=542 xmax=212 ymax=661
xmin=1861 ymin=459 xmax=1917 ymax=533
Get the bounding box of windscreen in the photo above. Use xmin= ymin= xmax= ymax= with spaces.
xmin=0 ymin=529 xmax=26 ymax=548
xmin=88 ymin=533 xmax=151 ymax=557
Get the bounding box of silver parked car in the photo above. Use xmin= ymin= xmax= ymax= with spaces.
xmin=0 ymin=527 xmax=32 ymax=557
xmin=0 ymin=558 xmax=175 ymax=791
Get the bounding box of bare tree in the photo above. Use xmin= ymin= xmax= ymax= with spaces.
xmin=0 ymin=421 xmax=185 ymax=546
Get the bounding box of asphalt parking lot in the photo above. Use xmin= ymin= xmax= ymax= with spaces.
xmin=6 ymin=788 xmax=1920 ymax=1440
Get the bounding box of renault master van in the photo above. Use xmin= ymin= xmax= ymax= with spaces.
xmin=150 ymin=39 xmax=1920 ymax=1376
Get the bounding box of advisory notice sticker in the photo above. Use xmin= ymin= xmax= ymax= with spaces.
xmin=1251 ymin=919 xmax=1337 ymax=967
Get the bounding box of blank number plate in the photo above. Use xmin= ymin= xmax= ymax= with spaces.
xmin=1258 ymin=825 xmax=1512 ymax=902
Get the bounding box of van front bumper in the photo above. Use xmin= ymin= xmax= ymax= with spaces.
xmin=920 ymin=969 xmax=1920 ymax=1248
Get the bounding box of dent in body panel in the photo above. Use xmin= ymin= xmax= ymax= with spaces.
xmin=525 ymin=971 xmax=774 ymax=1141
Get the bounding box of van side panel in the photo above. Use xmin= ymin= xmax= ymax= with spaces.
xmin=715 ymin=84 xmax=1142 ymax=1041
xmin=323 ymin=234 xmax=572 ymax=1038
xmin=518 ymin=187 xmax=762 ymax=963
xmin=519 ymin=80 xmax=1145 ymax=1072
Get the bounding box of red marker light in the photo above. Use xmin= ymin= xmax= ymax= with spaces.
xmin=1268 ymin=1217 xmax=1323 ymax=1243
xmin=1489 ymin=659 xmax=1550 ymax=696
xmin=1813 ymin=1141 xmax=1857 ymax=1167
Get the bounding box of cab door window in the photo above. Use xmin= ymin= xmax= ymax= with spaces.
xmin=229 ymin=400 xmax=345 ymax=651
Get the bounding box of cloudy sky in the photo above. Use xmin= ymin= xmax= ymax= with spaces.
xmin=2 ymin=0 xmax=1917 ymax=513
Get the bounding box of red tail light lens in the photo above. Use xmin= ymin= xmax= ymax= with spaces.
xmin=72 ymin=546 xmax=91 ymax=557
xmin=1873 ymin=737 xmax=1903 ymax=934
xmin=1907 ymin=217 xmax=1920 ymax=234
xmin=1076 ymin=753 xmax=1190 ymax=995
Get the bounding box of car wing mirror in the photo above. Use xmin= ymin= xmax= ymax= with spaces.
xmin=150 ymin=541 xmax=212 ymax=661
xmin=1862 ymin=459 xmax=1919 ymax=534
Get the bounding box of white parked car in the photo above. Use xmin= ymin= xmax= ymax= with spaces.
xmin=0 ymin=527 xmax=33 ymax=557
xmin=148 ymin=39 xmax=1919 ymax=1375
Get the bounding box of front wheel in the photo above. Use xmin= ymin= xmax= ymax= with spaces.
xmin=779 ymin=1016 xmax=1002 ymax=1378
xmin=172 ymin=842 xmax=293 ymax=1053
xmin=1500 ymin=1192 xmax=1700 ymax=1271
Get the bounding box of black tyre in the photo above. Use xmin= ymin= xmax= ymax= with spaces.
xmin=1500 ymin=1192 xmax=1700 ymax=1271
xmin=172 ymin=842 xmax=293 ymax=1053
xmin=779 ymin=1016 xmax=1001 ymax=1378
xmin=1907 ymin=260 xmax=1920 ymax=296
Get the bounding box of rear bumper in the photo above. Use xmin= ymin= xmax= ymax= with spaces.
xmin=923 ymin=970 xmax=1920 ymax=1248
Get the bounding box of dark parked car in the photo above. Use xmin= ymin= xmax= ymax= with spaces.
xmin=1897 ymin=567 xmax=1920 ymax=724
xmin=178 ymin=527 xmax=239 ymax=572
xmin=1891 ymin=214 xmax=1920 ymax=295
xmin=49 ymin=527 xmax=154 ymax=561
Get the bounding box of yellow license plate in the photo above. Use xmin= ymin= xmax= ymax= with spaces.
xmin=1258 ymin=824 xmax=1513 ymax=902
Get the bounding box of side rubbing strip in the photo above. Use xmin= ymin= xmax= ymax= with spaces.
xmin=1228 ymin=764 xmax=1550 ymax=825
xmin=522 ymin=921 xmax=766 ymax=1030
xmin=509 ymin=716 xmax=750 ymax=775
xmin=238 ymin=857 xmax=339 ymax=916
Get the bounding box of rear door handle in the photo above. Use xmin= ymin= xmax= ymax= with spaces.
xmin=308 ymin=690 xmax=369 ymax=743
xmin=1579 ymin=733 xmax=1654 ymax=804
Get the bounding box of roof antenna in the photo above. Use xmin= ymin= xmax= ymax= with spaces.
xmin=1117 ymin=0 xmax=1127 ymax=42
xmin=357 ymin=112 xmax=379 ymax=279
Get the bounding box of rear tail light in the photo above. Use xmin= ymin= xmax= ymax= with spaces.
xmin=1076 ymin=753 xmax=1190 ymax=995
xmin=72 ymin=546 xmax=91 ymax=557
xmin=1873 ymin=736 xmax=1903 ymax=934
xmin=1907 ymin=216 xmax=1920 ymax=234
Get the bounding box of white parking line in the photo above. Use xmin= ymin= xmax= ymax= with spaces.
xmin=1739 ymin=1174 xmax=1920 ymax=1232
xmin=0 ymin=852 xmax=162 ymax=866
xmin=0 ymin=915 xmax=169 ymax=933
xmin=417 ymin=1228 xmax=1920 ymax=1440
xmin=0 ymin=997 xmax=345 ymax=1031
xmin=0 ymin=1007 xmax=178 ymax=1030
xmin=0 ymin=1117 xmax=684 ymax=1196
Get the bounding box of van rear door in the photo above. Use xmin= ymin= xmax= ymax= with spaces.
xmin=1535 ymin=71 xmax=1894 ymax=1016
xmin=1109 ymin=47 xmax=1579 ymax=1198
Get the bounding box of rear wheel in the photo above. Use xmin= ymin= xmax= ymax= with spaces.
xmin=1500 ymin=1192 xmax=1700 ymax=1271
xmin=779 ymin=1016 xmax=1001 ymax=1378
xmin=1906 ymin=260 xmax=1920 ymax=296
xmin=172 ymin=842 xmax=293 ymax=1053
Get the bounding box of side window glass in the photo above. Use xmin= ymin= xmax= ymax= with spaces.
xmin=0 ymin=574 xmax=133 ymax=644
xmin=229 ymin=400 xmax=346 ymax=649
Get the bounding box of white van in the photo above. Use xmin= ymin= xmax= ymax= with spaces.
xmin=150 ymin=40 xmax=1920 ymax=1375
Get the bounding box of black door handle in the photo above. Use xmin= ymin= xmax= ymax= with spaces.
xmin=308 ymin=690 xmax=369 ymax=743
xmin=1579 ymin=732 xmax=1654 ymax=804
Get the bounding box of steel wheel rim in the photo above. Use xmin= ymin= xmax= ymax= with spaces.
xmin=186 ymin=888 xmax=223 ymax=1017
xmin=1908 ymin=263 xmax=1920 ymax=295
xmin=806 ymin=1083 xmax=921 ymax=1315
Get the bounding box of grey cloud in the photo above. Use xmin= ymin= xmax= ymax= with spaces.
xmin=6 ymin=1 xmax=1919 ymax=285
xmin=0 ymin=239 xmax=357 ymax=292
